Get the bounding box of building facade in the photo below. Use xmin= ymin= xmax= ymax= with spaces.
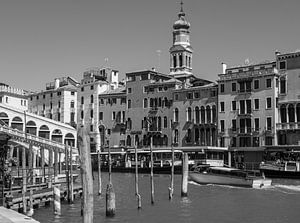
xmin=28 ymin=77 xmax=77 ymax=127
xmin=0 ymin=83 xmax=29 ymax=111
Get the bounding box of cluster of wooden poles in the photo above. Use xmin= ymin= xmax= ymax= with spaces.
xmin=4 ymin=142 xmax=75 ymax=217
xmin=78 ymin=127 xmax=189 ymax=223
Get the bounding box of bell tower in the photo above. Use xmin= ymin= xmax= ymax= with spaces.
xmin=169 ymin=1 xmax=193 ymax=77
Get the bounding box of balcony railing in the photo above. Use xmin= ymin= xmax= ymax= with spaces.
xmin=276 ymin=122 xmax=300 ymax=130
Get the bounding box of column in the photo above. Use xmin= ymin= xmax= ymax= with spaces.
xmin=32 ymin=148 xmax=37 ymax=184
xmin=48 ymin=148 xmax=53 ymax=188
xmin=40 ymin=147 xmax=45 ymax=183
xmin=294 ymin=103 xmax=297 ymax=123
xmin=59 ymin=152 xmax=62 ymax=174
xmin=54 ymin=150 xmax=58 ymax=178
xmin=286 ymin=104 xmax=289 ymax=123
xmin=228 ymin=152 xmax=232 ymax=167
xmin=204 ymin=109 xmax=207 ymax=124
xmin=209 ymin=128 xmax=212 ymax=146
xmin=28 ymin=144 xmax=33 ymax=185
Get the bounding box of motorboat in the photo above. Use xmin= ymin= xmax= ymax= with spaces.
xmin=259 ymin=161 xmax=300 ymax=178
xmin=189 ymin=165 xmax=272 ymax=188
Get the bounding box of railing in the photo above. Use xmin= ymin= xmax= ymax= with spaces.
xmin=0 ymin=124 xmax=74 ymax=152
xmin=276 ymin=122 xmax=300 ymax=130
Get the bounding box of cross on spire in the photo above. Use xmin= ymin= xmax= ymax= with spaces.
xmin=180 ymin=1 xmax=184 ymax=12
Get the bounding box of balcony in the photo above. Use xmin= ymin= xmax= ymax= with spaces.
xmin=276 ymin=122 xmax=300 ymax=131
xmin=237 ymin=88 xmax=252 ymax=94
xmin=238 ymin=127 xmax=252 ymax=135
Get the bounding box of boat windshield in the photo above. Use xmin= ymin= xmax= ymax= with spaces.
xmin=209 ymin=168 xmax=247 ymax=178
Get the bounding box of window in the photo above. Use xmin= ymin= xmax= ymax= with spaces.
xmin=90 ymin=85 xmax=94 ymax=90
xmin=232 ymin=101 xmax=236 ymax=111
xmin=43 ymin=104 xmax=45 ymax=110
xmin=127 ymin=88 xmax=132 ymax=94
xmin=158 ymin=87 xmax=163 ymax=92
xmin=71 ymin=91 xmax=75 ymax=96
xmin=57 ymin=91 xmax=61 ymax=96
xmin=58 ymin=101 xmax=61 ymax=108
xmin=99 ymin=112 xmax=103 ymax=121
xmin=36 ymin=95 xmax=39 ymax=100
xmin=254 ymin=80 xmax=259 ymax=89
xmin=70 ymin=112 xmax=75 ymax=122
xmin=70 ymin=101 xmax=75 ymax=108
xmin=232 ymin=83 xmax=236 ymax=92
xmin=164 ymin=117 xmax=167 ymax=128
xmin=50 ymin=102 xmax=53 ymax=109
xmin=112 ymin=98 xmax=117 ymax=104
xmin=90 ymin=125 xmax=93 ymax=132
xmin=81 ymin=87 xmax=84 ymax=92
xmin=266 ymin=97 xmax=272 ymax=109
xmin=266 ymin=79 xmax=272 ymax=88
xmin=220 ymin=120 xmax=225 ymax=132
xmin=112 ymin=112 xmax=116 ymax=120
xmin=232 ymin=119 xmax=236 ymax=131
xmin=266 ymin=117 xmax=272 ymax=131
xmin=81 ymin=111 xmax=84 ymax=119
xmin=127 ymin=100 xmax=131 ymax=109
xmin=50 ymin=93 xmax=53 ymax=98
xmin=186 ymin=92 xmax=193 ymax=99
xmin=43 ymin=94 xmax=46 ymax=99
xmin=143 ymin=98 xmax=148 ymax=108
xmin=280 ymin=78 xmax=286 ymax=94
xmin=90 ymin=109 xmax=93 ymax=118
xmin=81 ymin=96 xmax=84 ymax=104
xmin=121 ymin=98 xmax=126 ymax=104
xmin=194 ymin=92 xmax=199 ymax=98
xmin=90 ymin=95 xmax=94 ymax=103
xmin=57 ymin=113 xmax=61 ymax=122
xmin=279 ymin=61 xmax=286 ymax=70
xmin=175 ymin=94 xmax=179 ymax=100
xmin=220 ymin=84 xmax=225 ymax=93
xmin=254 ymin=99 xmax=259 ymax=110
xmin=220 ymin=102 xmax=225 ymax=112
xmin=254 ymin=118 xmax=259 ymax=131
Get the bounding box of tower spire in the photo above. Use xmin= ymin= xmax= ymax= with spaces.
xmin=179 ymin=1 xmax=185 ymax=17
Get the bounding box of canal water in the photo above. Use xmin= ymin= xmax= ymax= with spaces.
xmin=33 ymin=172 xmax=300 ymax=223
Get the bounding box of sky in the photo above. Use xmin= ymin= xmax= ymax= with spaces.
xmin=1 ymin=0 xmax=300 ymax=91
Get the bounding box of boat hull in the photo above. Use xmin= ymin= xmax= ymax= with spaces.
xmin=189 ymin=172 xmax=271 ymax=188
xmin=260 ymin=169 xmax=300 ymax=179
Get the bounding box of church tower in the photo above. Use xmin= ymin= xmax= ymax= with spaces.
xmin=169 ymin=2 xmax=193 ymax=77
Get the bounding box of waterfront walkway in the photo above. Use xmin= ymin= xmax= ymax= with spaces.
xmin=0 ymin=207 xmax=39 ymax=223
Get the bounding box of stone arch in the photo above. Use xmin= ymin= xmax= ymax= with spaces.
xmin=11 ymin=116 xmax=23 ymax=131
xmin=26 ymin=120 xmax=37 ymax=135
xmin=0 ymin=112 xmax=9 ymax=126
xmin=52 ymin=129 xmax=63 ymax=143
xmin=38 ymin=125 xmax=50 ymax=139
xmin=65 ymin=133 xmax=75 ymax=147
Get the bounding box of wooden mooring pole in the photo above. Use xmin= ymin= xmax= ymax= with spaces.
xmin=106 ymin=145 xmax=116 ymax=217
xmin=150 ymin=136 xmax=154 ymax=204
xmin=78 ymin=126 xmax=94 ymax=223
xmin=65 ymin=145 xmax=70 ymax=203
xmin=97 ymin=151 xmax=102 ymax=195
xmin=169 ymin=143 xmax=175 ymax=200
xmin=181 ymin=153 xmax=189 ymax=197
xmin=22 ymin=146 xmax=27 ymax=214
xmin=135 ymin=143 xmax=141 ymax=209
xmin=53 ymin=186 xmax=61 ymax=215
xmin=69 ymin=146 xmax=74 ymax=203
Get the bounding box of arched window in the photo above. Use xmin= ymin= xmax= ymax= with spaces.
xmin=179 ymin=54 xmax=183 ymax=67
xmin=187 ymin=107 xmax=192 ymax=122
xmin=174 ymin=108 xmax=179 ymax=122
xmin=186 ymin=129 xmax=192 ymax=143
xmin=201 ymin=106 xmax=205 ymax=123
xmin=195 ymin=107 xmax=200 ymax=123
xmin=164 ymin=116 xmax=167 ymax=128
xmin=206 ymin=106 xmax=211 ymax=123
xmin=173 ymin=55 xmax=177 ymax=68
xmin=158 ymin=117 xmax=162 ymax=131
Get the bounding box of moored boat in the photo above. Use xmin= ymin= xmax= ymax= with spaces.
xmin=259 ymin=161 xmax=300 ymax=179
xmin=189 ymin=165 xmax=272 ymax=188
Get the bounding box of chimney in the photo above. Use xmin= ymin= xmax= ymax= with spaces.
xmin=54 ymin=78 xmax=60 ymax=90
xmin=275 ymin=50 xmax=281 ymax=56
xmin=221 ymin=63 xmax=227 ymax=74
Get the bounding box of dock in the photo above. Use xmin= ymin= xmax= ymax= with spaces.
xmin=0 ymin=206 xmax=39 ymax=223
